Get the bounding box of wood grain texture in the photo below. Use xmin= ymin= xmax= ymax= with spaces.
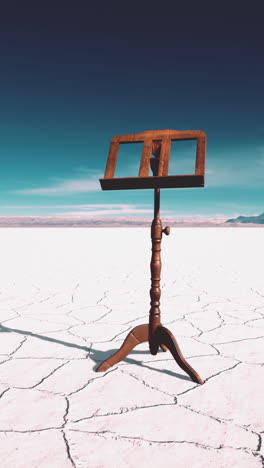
xmin=104 ymin=141 xmax=119 ymax=178
xmin=195 ymin=135 xmax=207 ymax=176
xmin=149 ymin=214 xmax=163 ymax=355
xmin=112 ymin=129 xmax=206 ymax=143
xmin=157 ymin=325 xmax=203 ymax=384
xmin=96 ymin=324 xmax=149 ymax=372
xmin=138 ymin=139 xmax=152 ymax=177
xmin=157 ymin=138 xmax=171 ymax=177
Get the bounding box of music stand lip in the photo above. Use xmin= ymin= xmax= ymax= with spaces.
xmin=100 ymin=174 xmax=204 ymax=191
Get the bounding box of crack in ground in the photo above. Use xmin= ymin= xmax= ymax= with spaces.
xmin=0 ymin=427 xmax=62 ymax=433
xmin=91 ymin=306 xmax=113 ymax=323
xmin=108 ymin=326 xmax=133 ymax=342
xmin=13 ymin=356 xmax=85 ymax=361
xmin=120 ymin=368 xmax=178 ymax=397
xmin=252 ymin=432 xmax=264 ymax=467
xmin=96 ymin=290 xmax=109 ymax=305
xmin=123 ymin=314 xmax=148 ymax=325
xmin=63 ymin=396 xmax=70 ymax=427
xmin=133 ymin=352 xmax=218 ymax=364
xmin=183 ymin=309 xmax=226 ymax=339
xmin=177 ymin=361 xmax=242 ymax=397
xmin=183 ymin=316 xmax=204 ymax=336
xmin=192 ymin=337 xmax=220 ymax=355
xmin=67 ymin=428 xmax=256 ymax=452
xmin=28 ymin=361 xmax=70 ymax=389
xmin=10 ymin=302 xmax=35 ymax=311
xmin=212 ymin=335 xmax=264 ymax=345
xmin=68 ymin=366 xmax=118 ymax=396
xmin=55 ymin=302 xmax=73 ymax=310
xmin=71 ymin=402 xmax=177 ymax=423
xmin=67 ymin=329 xmax=91 ymax=348
xmin=67 ymin=304 xmax=113 ymax=329
xmin=40 ymin=293 xmax=60 ymax=303
xmin=71 ymin=282 xmax=80 ymax=298
xmin=85 ymin=342 xmax=92 ymax=359
xmin=244 ymin=317 xmax=264 ymax=327
xmin=0 ymin=387 xmax=10 ymax=399
xmin=238 ymin=430 xmax=264 ymax=466
xmin=179 ymin=403 xmax=231 ymax=425
xmin=8 ymin=336 xmax=28 ymax=357
xmin=24 ymin=315 xmax=81 ymax=327
xmin=250 ymin=288 xmax=264 ymax=299
xmin=180 ymin=403 xmax=263 ymax=456
xmin=202 ymin=360 xmax=242 ymax=384
xmin=62 ymin=429 xmax=76 ymax=467
xmin=0 ymin=311 xmax=20 ymax=325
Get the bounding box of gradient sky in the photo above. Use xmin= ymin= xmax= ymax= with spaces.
xmin=0 ymin=3 xmax=263 ymax=219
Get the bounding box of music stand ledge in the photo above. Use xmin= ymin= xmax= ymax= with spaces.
xmin=96 ymin=129 xmax=206 ymax=384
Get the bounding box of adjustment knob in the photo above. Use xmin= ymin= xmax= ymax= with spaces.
xmin=162 ymin=226 xmax=170 ymax=236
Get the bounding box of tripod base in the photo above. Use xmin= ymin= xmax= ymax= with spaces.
xmin=96 ymin=323 xmax=203 ymax=384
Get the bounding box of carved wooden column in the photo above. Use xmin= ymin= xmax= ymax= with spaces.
xmin=149 ymin=189 xmax=162 ymax=354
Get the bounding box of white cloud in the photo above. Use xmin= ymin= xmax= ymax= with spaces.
xmin=205 ymin=149 xmax=264 ymax=188
xmin=14 ymin=178 xmax=100 ymax=195
xmin=2 ymin=203 xmax=143 ymax=210
xmin=205 ymin=165 xmax=263 ymax=188
xmin=60 ymin=204 xmax=143 ymax=209
xmin=55 ymin=208 xmax=154 ymax=216
xmin=52 ymin=203 xmax=175 ymax=217
xmin=166 ymin=145 xmax=264 ymax=188
xmin=73 ymin=166 xmax=102 ymax=174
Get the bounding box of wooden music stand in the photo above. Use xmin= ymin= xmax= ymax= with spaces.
xmin=96 ymin=129 xmax=206 ymax=384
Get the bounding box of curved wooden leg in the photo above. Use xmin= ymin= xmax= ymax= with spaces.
xmin=157 ymin=325 xmax=203 ymax=384
xmin=96 ymin=324 xmax=149 ymax=372
xmin=160 ymin=343 xmax=168 ymax=352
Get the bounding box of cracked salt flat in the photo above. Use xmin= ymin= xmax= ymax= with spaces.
xmin=0 ymin=227 xmax=263 ymax=468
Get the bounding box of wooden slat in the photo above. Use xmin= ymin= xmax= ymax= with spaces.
xmin=112 ymin=130 xmax=206 ymax=144
xmin=138 ymin=140 xmax=152 ymax=177
xmin=195 ymin=136 xmax=206 ymax=176
xmin=100 ymin=175 xmax=204 ymax=191
xmin=104 ymin=141 xmax=119 ymax=178
xmin=158 ymin=139 xmax=171 ymax=176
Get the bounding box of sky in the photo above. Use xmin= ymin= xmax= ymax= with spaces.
xmin=0 ymin=2 xmax=263 ymax=221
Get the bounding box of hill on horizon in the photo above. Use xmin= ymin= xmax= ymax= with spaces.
xmin=226 ymin=213 xmax=264 ymax=224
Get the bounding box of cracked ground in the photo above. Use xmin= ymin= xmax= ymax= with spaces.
xmin=0 ymin=227 xmax=263 ymax=468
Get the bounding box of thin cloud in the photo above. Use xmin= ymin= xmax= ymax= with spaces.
xmin=167 ymin=145 xmax=264 ymax=188
xmin=55 ymin=208 xmax=154 ymax=216
xmin=205 ymin=149 xmax=264 ymax=188
xmin=60 ymin=204 xmax=145 ymax=210
xmin=14 ymin=178 xmax=100 ymax=195
xmin=206 ymin=165 xmax=263 ymax=188
xmin=1 ymin=203 xmax=144 ymax=209
xmin=73 ymin=166 xmax=102 ymax=174
xmin=54 ymin=203 xmax=174 ymax=217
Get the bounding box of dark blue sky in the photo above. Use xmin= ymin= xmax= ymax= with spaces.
xmin=1 ymin=2 xmax=263 ymax=219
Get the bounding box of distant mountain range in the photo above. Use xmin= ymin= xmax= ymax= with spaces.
xmin=0 ymin=215 xmax=262 ymax=227
xmin=0 ymin=216 xmax=226 ymax=228
xmin=226 ymin=213 xmax=264 ymax=224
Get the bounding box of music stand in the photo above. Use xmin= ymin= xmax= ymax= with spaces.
xmin=96 ymin=129 xmax=206 ymax=384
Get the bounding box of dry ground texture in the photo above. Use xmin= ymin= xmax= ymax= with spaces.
xmin=0 ymin=228 xmax=263 ymax=468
